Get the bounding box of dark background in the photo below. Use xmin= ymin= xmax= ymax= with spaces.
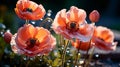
xmin=0 ymin=0 xmax=120 ymax=30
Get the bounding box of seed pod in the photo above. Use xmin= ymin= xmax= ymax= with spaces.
xmin=3 ymin=31 xmax=12 ymax=44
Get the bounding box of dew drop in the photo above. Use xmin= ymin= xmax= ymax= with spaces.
xmin=39 ymin=59 xmax=42 ymax=61
xmin=31 ymin=21 xmax=35 ymax=24
xmin=30 ymin=57 xmax=34 ymax=60
xmin=47 ymin=10 xmax=52 ymax=16
xmin=67 ymin=63 xmax=70 ymax=66
xmin=23 ymin=57 xmax=27 ymax=60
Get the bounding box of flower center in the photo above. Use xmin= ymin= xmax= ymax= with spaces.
xmin=99 ymin=38 xmax=105 ymax=41
xmin=70 ymin=23 xmax=76 ymax=29
xmin=26 ymin=38 xmax=37 ymax=48
xmin=26 ymin=8 xmax=33 ymax=12
xmin=67 ymin=22 xmax=79 ymax=32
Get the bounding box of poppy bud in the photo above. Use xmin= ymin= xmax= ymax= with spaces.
xmin=3 ymin=31 xmax=12 ymax=44
xmin=89 ymin=10 xmax=100 ymax=22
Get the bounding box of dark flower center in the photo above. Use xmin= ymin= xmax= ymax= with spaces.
xmin=99 ymin=37 xmax=105 ymax=41
xmin=67 ymin=22 xmax=79 ymax=32
xmin=26 ymin=38 xmax=37 ymax=48
xmin=70 ymin=23 xmax=76 ymax=29
xmin=26 ymin=8 xmax=33 ymax=12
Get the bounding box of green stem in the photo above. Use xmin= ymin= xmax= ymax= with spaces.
xmin=40 ymin=17 xmax=53 ymax=27
xmin=74 ymin=41 xmax=81 ymax=67
xmin=61 ymin=40 xmax=69 ymax=67
xmin=26 ymin=20 xmax=29 ymax=24
xmin=84 ymin=46 xmax=95 ymax=67
xmin=83 ymin=39 xmax=92 ymax=67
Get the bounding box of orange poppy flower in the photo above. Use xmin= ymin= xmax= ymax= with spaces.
xmin=15 ymin=0 xmax=46 ymax=20
xmin=52 ymin=6 xmax=94 ymax=42
xmin=10 ymin=24 xmax=56 ymax=57
xmin=71 ymin=39 xmax=92 ymax=51
xmin=92 ymin=26 xmax=117 ymax=51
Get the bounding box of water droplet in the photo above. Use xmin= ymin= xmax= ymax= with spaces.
xmin=47 ymin=10 xmax=52 ymax=16
xmin=54 ymin=51 xmax=58 ymax=56
xmin=79 ymin=60 xmax=84 ymax=64
xmin=47 ymin=20 xmax=51 ymax=22
xmin=30 ymin=57 xmax=34 ymax=60
xmin=49 ymin=66 xmax=52 ymax=67
xmin=39 ymin=59 xmax=42 ymax=61
xmin=66 ymin=50 xmax=70 ymax=54
xmin=75 ymin=65 xmax=77 ymax=67
xmin=95 ymin=54 xmax=99 ymax=58
xmin=0 ymin=31 xmax=4 ymax=37
xmin=78 ymin=53 xmax=80 ymax=55
xmin=31 ymin=21 xmax=35 ymax=24
xmin=68 ymin=60 xmax=71 ymax=63
xmin=40 ymin=18 xmax=43 ymax=21
xmin=23 ymin=57 xmax=27 ymax=60
xmin=37 ymin=54 xmax=41 ymax=56
xmin=69 ymin=54 xmax=73 ymax=56
xmin=0 ymin=23 xmax=6 ymax=30
xmin=47 ymin=64 xmax=49 ymax=66
xmin=67 ymin=63 xmax=70 ymax=65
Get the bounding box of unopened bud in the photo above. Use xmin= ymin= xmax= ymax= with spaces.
xmin=89 ymin=10 xmax=100 ymax=22
xmin=3 ymin=31 xmax=12 ymax=44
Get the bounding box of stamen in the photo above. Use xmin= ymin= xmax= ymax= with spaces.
xmin=70 ymin=23 xmax=76 ymax=29
xmin=26 ymin=8 xmax=33 ymax=12
xmin=26 ymin=38 xmax=37 ymax=48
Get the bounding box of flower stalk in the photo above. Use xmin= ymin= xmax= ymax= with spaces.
xmin=61 ymin=39 xmax=69 ymax=67
xmin=74 ymin=41 xmax=81 ymax=66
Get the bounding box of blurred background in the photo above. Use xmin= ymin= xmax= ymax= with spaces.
xmin=0 ymin=0 xmax=120 ymax=67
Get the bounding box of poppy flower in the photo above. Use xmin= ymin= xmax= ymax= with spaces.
xmin=52 ymin=6 xmax=94 ymax=42
xmin=15 ymin=0 xmax=46 ymax=20
xmin=71 ymin=39 xmax=92 ymax=51
xmin=10 ymin=24 xmax=56 ymax=57
xmin=92 ymin=26 xmax=117 ymax=51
